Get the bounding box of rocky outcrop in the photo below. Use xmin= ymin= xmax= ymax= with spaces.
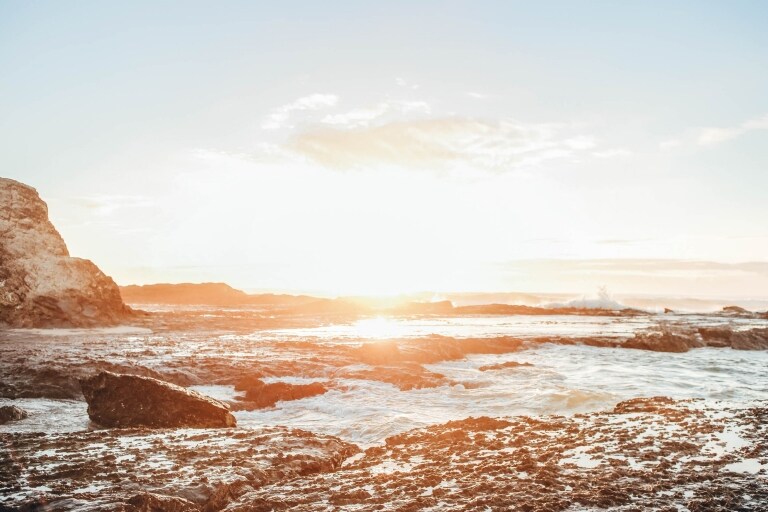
xmin=80 ymin=371 xmax=236 ymax=428
xmin=0 ymin=177 xmax=132 ymax=328
xmin=0 ymin=404 xmax=28 ymax=424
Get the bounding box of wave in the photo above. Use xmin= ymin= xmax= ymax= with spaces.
xmin=542 ymin=286 xmax=627 ymax=310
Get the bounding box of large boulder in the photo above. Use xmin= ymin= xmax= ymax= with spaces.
xmin=0 ymin=177 xmax=133 ymax=327
xmin=80 ymin=371 xmax=236 ymax=428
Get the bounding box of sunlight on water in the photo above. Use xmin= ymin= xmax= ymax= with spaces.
xmin=3 ymin=315 xmax=768 ymax=446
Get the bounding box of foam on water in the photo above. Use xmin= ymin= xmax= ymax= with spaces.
xmin=3 ymin=315 xmax=768 ymax=446
xmin=232 ymin=343 xmax=768 ymax=446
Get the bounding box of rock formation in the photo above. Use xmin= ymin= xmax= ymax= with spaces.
xmin=0 ymin=177 xmax=132 ymax=327
xmin=234 ymin=377 xmax=328 ymax=409
xmin=0 ymin=404 xmax=28 ymax=424
xmin=80 ymin=371 xmax=236 ymax=428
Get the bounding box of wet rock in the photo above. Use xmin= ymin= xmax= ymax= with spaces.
xmin=478 ymin=360 xmax=533 ymax=371
xmin=622 ymin=330 xmax=701 ymax=353
xmin=0 ymin=177 xmax=133 ymax=328
xmin=0 ymin=404 xmax=28 ymax=424
xmin=79 ymin=371 xmax=236 ymax=428
xmin=697 ymin=326 xmax=733 ymax=347
xmin=721 ymin=305 xmax=751 ymax=316
xmin=730 ymin=327 xmax=768 ymax=350
xmin=235 ymin=378 xmax=327 ymax=409
xmin=126 ymin=492 xmax=199 ymax=512
xmin=1 ymin=427 xmax=358 ymax=511
xmin=697 ymin=326 xmax=768 ymax=350
xmin=225 ymin=399 xmax=768 ymax=511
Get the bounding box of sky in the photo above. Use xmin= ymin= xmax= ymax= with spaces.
xmin=1 ymin=1 xmax=768 ymax=298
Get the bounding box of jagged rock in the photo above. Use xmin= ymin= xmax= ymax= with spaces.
xmin=0 ymin=177 xmax=133 ymax=327
xmin=0 ymin=426 xmax=358 ymax=511
xmin=235 ymin=377 xmax=327 ymax=409
xmin=80 ymin=371 xmax=236 ymax=428
xmin=730 ymin=327 xmax=768 ymax=350
xmin=0 ymin=404 xmax=28 ymax=424
xmin=126 ymin=492 xmax=199 ymax=512
xmin=622 ymin=331 xmax=701 ymax=353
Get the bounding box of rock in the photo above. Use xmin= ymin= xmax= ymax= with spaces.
xmin=697 ymin=326 xmax=734 ymax=347
xmin=235 ymin=377 xmax=327 ymax=409
xmin=622 ymin=331 xmax=700 ymax=353
xmin=0 ymin=177 xmax=133 ymax=328
xmin=79 ymin=371 xmax=236 ymax=428
xmin=721 ymin=305 xmax=751 ymax=316
xmin=0 ymin=404 xmax=28 ymax=424
xmin=126 ymin=492 xmax=199 ymax=512
xmin=1 ymin=426 xmax=358 ymax=511
xmin=478 ymin=360 xmax=533 ymax=371
xmin=663 ymin=307 xmax=674 ymax=314
xmin=730 ymin=328 xmax=768 ymax=350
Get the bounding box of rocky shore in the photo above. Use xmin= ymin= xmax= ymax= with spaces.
xmin=2 ymin=397 xmax=765 ymax=511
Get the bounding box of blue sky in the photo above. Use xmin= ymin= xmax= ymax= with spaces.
xmin=1 ymin=1 xmax=767 ymax=296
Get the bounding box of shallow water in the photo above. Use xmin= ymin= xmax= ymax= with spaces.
xmin=3 ymin=314 xmax=768 ymax=446
xmin=230 ymin=343 xmax=768 ymax=445
xmin=249 ymin=313 xmax=768 ymax=342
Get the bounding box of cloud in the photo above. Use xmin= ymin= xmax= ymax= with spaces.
xmin=320 ymin=100 xmax=431 ymax=128
xmin=697 ymin=114 xmax=768 ymax=146
xmin=261 ymin=93 xmax=339 ymax=130
xmin=287 ymin=118 xmax=603 ymax=171
xmin=395 ymin=77 xmax=420 ymax=90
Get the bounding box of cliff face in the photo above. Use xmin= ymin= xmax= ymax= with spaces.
xmin=0 ymin=178 xmax=132 ymax=327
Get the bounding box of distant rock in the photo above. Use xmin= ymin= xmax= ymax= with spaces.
xmin=80 ymin=371 xmax=236 ymax=428
xmin=721 ymin=305 xmax=751 ymax=315
xmin=120 ymin=282 xmax=251 ymax=306
xmin=234 ymin=377 xmax=327 ymax=409
xmin=119 ymin=282 xmax=324 ymax=309
xmin=0 ymin=177 xmax=133 ymax=328
xmin=0 ymin=404 xmax=28 ymax=424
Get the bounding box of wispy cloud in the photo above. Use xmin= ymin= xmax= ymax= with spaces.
xmin=320 ymin=100 xmax=431 ymax=128
xmin=288 ymin=118 xmax=606 ymax=171
xmin=261 ymin=93 xmax=339 ymax=130
xmin=697 ymin=114 xmax=768 ymax=146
